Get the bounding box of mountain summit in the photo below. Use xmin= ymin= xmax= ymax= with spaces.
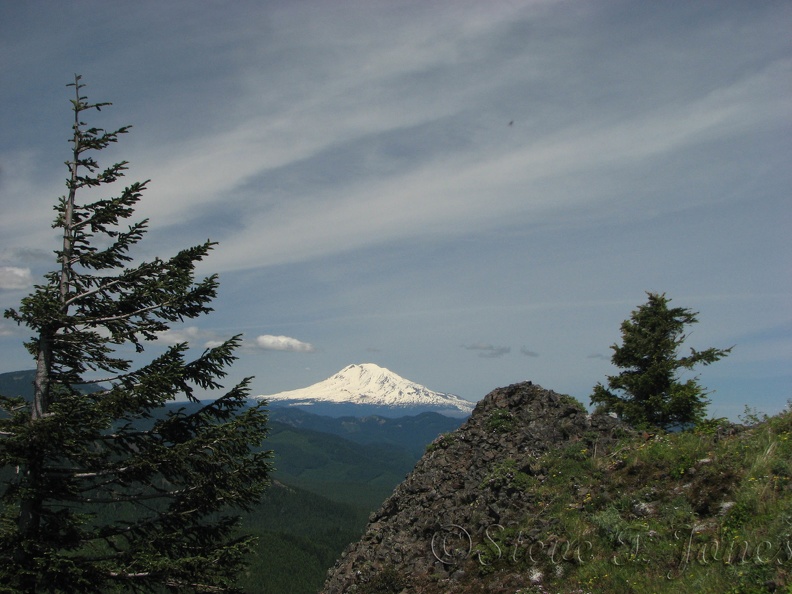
xmin=255 ymin=363 xmax=473 ymax=418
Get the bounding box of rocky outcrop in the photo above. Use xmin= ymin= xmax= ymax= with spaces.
xmin=320 ymin=382 xmax=625 ymax=593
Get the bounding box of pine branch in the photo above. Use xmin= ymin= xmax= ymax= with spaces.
xmin=1 ymin=77 xmax=269 ymax=593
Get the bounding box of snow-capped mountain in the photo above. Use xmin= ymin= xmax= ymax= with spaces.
xmin=255 ymin=363 xmax=474 ymax=418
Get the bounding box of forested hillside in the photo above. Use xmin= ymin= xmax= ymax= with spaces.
xmin=0 ymin=370 xmax=460 ymax=593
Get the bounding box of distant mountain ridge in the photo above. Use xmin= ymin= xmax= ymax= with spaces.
xmin=269 ymin=408 xmax=464 ymax=457
xmin=0 ymin=370 xmax=106 ymax=399
xmin=0 ymin=370 xmax=34 ymax=399
xmin=256 ymin=363 xmax=474 ymax=418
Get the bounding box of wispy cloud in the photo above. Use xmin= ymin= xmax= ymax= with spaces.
xmin=254 ymin=335 xmax=315 ymax=353
xmin=134 ymin=12 xmax=791 ymax=275
xmin=0 ymin=267 xmax=32 ymax=291
xmin=0 ymin=247 xmax=50 ymax=265
xmin=462 ymin=343 xmax=511 ymax=358
xmin=0 ymin=1 xmax=788 ymax=418
xmin=155 ymin=326 xmax=225 ymax=348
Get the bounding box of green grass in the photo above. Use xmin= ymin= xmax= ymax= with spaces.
xmin=443 ymin=405 xmax=792 ymax=594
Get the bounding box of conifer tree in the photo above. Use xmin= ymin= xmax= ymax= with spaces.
xmin=590 ymin=292 xmax=732 ymax=430
xmin=0 ymin=76 xmax=272 ymax=593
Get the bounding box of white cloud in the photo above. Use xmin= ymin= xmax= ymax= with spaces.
xmin=204 ymin=340 xmax=228 ymax=349
xmin=0 ymin=267 xmax=32 ymax=290
xmin=155 ymin=326 xmax=222 ymax=348
xmin=255 ymin=335 xmax=315 ymax=353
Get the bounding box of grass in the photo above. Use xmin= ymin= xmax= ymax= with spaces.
xmin=432 ymin=404 xmax=792 ymax=594
xmin=486 ymin=409 xmax=517 ymax=433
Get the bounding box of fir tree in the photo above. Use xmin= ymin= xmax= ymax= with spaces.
xmin=0 ymin=75 xmax=272 ymax=593
xmin=590 ymin=292 xmax=732 ymax=430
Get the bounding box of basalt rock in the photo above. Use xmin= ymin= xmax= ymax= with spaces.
xmin=319 ymin=382 xmax=626 ymax=594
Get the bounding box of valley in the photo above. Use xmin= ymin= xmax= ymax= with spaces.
xmin=0 ymin=369 xmax=466 ymax=594
xmin=241 ymin=409 xmax=465 ymax=592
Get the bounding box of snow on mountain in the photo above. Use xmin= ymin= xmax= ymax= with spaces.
xmin=255 ymin=363 xmax=474 ymax=417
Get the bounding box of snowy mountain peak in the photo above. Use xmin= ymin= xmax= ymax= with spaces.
xmin=255 ymin=363 xmax=473 ymax=417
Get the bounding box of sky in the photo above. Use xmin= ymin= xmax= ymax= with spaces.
xmin=0 ymin=0 xmax=790 ymax=420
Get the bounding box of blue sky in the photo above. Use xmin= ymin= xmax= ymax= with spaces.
xmin=1 ymin=1 xmax=790 ymax=419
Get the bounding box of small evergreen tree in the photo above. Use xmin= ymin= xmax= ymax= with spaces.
xmin=590 ymin=292 xmax=732 ymax=430
xmin=0 ymin=76 xmax=272 ymax=593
